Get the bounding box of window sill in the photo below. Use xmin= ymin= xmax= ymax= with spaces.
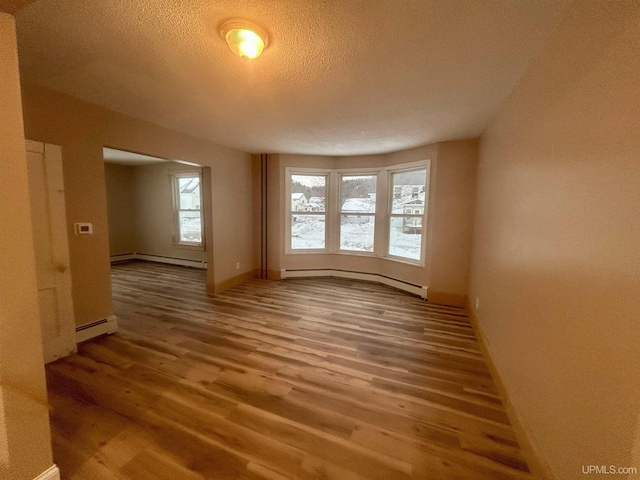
xmin=173 ymin=242 xmax=205 ymax=251
xmin=284 ymin=250 xmax=423 ymax=267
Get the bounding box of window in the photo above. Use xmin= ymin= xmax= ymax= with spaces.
xmin=174 ymin=173 xmax=203 ymax=246
xmin=388 ymin=168 xmax=427 ymax=261
xmin=286 ymin=161 xmax=429 ymax=264
xmin=290 ymin=174 xmax=327 ymax=250
xmin=340 ymin=174 xmax=376 ymax=252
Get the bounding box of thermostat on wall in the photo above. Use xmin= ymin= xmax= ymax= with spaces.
xmin=74 ymin=223 xmax=93 ymax=235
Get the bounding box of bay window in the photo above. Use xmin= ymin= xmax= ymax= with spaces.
xmin=286 ymin=161 xmax=429 ymax=264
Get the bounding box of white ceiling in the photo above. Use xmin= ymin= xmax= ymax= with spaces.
xmin=16 ymin=0 xmax=569 ymax=156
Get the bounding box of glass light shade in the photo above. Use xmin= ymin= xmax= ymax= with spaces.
xmin=221 ymin=21 xmax=267 ymax=59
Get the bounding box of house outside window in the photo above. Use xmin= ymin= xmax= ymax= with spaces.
xmin=289 ymin=174 xmax=327 ymax=250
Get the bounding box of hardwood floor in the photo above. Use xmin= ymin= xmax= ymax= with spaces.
xmin=46 ymin=261 xmax=531 ymax=479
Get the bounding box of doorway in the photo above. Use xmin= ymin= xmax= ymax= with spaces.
xmin=102 ymin=147 xmax=213 ymax=290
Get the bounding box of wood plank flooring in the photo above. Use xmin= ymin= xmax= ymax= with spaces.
xmin=46 ymin=261 xmax=531 ymax=479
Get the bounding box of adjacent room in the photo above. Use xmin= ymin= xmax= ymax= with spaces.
xmin=103 ymin=147 xmax=209 ymax=270
xmin=1 ymin=1 xmax=638 ymax=480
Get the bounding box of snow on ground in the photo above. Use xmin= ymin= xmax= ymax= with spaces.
xmin=180 ymin=216 xmax=202 ymax=242
xmin=389 ymin=227 xmax=421 ymax=260
xmin=291 ymin=216 xmax=325 ymax=249
xmin=340 ymin=221 xmax=375 ymax=251
xmin=292 ymin=215 xmax=421 ymax=259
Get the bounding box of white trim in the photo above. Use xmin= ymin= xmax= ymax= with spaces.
xmin=281 ymin=269 xmax=428 ymax=298
xmin=110 ymin=253 xmax=207 ymax=269
xmin=76 ymin=315 xmax=118 ymax=343
xmin=172 ymin=171 xmax=205 ymax=248
xmin=110 ymin=253 xmax=136 ymax=262
xmin=283 ymin=161 xmax=431 ymax=267
xmin=135 ymin=254 xmax=207 ymax=269
xmin=285 ymin=168 xmax=331 ymax=255
xmin=33 ymin=465 xmax=60 ymax=480
xmin=386 ymin=162 xmax=430 ymax=268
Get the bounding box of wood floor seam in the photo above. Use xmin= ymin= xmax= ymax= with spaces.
xmin=47 ymin=261 xmax=532 ymax=479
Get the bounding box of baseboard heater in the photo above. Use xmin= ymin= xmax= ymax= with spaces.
xmin=33 ymin=465 xmax=60 ymax=480
xmin=281 ymin=268 xmax=428 ymax=299
xmin=110 ymin=253 xmax=207 ymax=269
xmin=76 ymin=315 xmax=118 ymax=343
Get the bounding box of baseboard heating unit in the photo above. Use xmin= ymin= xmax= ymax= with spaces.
xmin=281 ymin=269 xmax=428 ymax=299
xmin=110 ymin=253 xmax=207 ymax=269
xmin=76 ymin=315 xmax=118 ymax=343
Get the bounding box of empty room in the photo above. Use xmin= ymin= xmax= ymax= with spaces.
xmin=1 ymin=1 xmax=638 ymax=480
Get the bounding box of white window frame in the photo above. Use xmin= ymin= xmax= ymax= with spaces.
xmin=284 ymin=160 xmax=430 ymax=266
xmin=337 ymin=171 xmax=378 ymax=255
xmin=386 ymin=162 xmax=430 ymax=266
xmin=285 ymin=169 xmax=330 ymax=254
xmin=172 ymin=171 xmax=204 ymax=248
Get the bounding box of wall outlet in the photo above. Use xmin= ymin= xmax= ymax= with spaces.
xmin=475 ymin=298 xmax=480 ymax=310
xmin=235 ymin=262 xmax=240 ymax=270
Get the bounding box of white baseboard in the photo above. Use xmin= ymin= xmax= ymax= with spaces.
xmin=110 ymin=253 xmax=136 ymax=262
xmin=76 ymin=315 xmax=118 ymax=343
xmin=110 ymin=253 xmax=207 ymax=269
xmin=281 ymin=269 xmax=428 ymax=298
xmin=33 ymin=465 xmax=60 ymax=480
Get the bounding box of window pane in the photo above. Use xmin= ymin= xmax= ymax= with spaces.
xmin=389 ymin=168 xmax=426 ymax=260
xmin=391 ymin=169 xmax=426 ymax=214
xmin=341 ymin=175 xmax=377 ymax=213
xmin=291 ymin=214 xmax=325 ymax=249
xmin=389 ymin=219 xmax=421 ymax=260
xmin=340 ymin=215 xmax=375 ymax=252
xmin=179 ymin=211 xmax=202 ymax=243
xmin=178 ymin=176 xmax=200 ymax=210
xmin=291 ymin=175 xmax=326 ymax=212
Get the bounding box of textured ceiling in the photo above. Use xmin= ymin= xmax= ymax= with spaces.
xmin=16 ymin=0 xmax=569 ymax=156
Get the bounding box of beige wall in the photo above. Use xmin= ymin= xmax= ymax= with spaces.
xmin=132 ymin=162 xmax=207 ymax=263
xmin=429 ymin=140 xmax=478 ymax=294
xmin=104 ymin=161 xmax=208 ymax=262
xmin=21 ymin=84 xmax=253 ymax=327
xmin=468 ymin=2 xmax=640 ymax=479
xmin=0 ymin=12 xmax=53 ymax=480
xmin=266 ymin=140 xmax=477 ymax=295
xmin=104 ymin=162 xmax=135 ymax=256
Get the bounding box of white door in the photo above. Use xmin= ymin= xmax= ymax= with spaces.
xmin=25 ymin=140 xmax=76 ymax=363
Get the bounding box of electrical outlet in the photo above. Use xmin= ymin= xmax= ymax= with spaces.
xmin=235 ymin=262 xmax=240 ymax=270
xmin=475 ymin=298 xmax=480 ymax=310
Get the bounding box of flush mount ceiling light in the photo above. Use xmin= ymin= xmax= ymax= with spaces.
xmin=220 ymin=20 xmax=268 ymax=59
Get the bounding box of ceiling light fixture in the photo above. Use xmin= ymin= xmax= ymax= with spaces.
xmin=220 ymin=20 xmax=268 ymax=59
